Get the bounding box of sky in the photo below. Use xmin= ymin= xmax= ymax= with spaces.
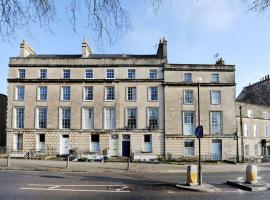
xmin=1 ymin=0 xmax=270 ymax=95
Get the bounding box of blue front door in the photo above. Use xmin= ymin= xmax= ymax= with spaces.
xmin=212 ymin=140 xmax=222 ymax=161
xmin=122 ymin=141 xmax=130 ymax=157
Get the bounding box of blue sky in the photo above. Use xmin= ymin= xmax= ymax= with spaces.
xmin=0 ymin=0 xmax=270 ymax=95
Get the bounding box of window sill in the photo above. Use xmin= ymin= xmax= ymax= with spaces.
xmin=83 ymin=100 xmax=94 ymax=102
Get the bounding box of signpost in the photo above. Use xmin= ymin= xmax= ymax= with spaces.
xmin=195 ymin=125 xmax=203 ymax=185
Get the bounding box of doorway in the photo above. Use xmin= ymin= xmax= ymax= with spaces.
xmin=122 ymin=135 xmax=130 ymax=157
xmin=60 ymin=135 xmax=69 ymax=155
xmin=212 ymin=140 xmax=222 ymax=161
xmin=110 ymin=134 xmax=119 ymax=156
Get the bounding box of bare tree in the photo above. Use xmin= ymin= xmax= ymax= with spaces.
xmin=243 ymin=0 xmax=270 ymax=13
xmin=0 ymin=0 xmax=165 ymax=45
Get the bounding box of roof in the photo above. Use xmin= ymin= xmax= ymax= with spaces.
xmin=236 ymin=77 xmax=270 ymax=106
xmin=11 ymin=54 xmax=159 ymax=59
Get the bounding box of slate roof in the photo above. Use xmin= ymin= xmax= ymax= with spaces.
xmin=236 ymin=77 xmax=270 ymax=106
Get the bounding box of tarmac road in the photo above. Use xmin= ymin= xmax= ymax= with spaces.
xmin=0 ymin=170 xmax=270 ymax=200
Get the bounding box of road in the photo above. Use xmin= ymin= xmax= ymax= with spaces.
xmin=0 ymin=170 xmax=270 ymax=200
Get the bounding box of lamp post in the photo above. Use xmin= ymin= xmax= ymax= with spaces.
xmin=239 ymin=106 xmax=245 ymax=162
xmin=197 ymin=78 xmax=202 ymax=185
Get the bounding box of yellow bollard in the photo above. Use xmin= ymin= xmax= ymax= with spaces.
xmin=246 ymin=165 xmax=257 ymax=184
xmin=186 ymin=165 xmax=198 ymax=186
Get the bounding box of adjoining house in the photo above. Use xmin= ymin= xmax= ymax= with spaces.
xmin=236 ymin=75 xmax=270 ymax=162
xmin=0 ymin=93 xmax=7 ymax=151
xmin=6 ymin=39 xmax=237 ymax=161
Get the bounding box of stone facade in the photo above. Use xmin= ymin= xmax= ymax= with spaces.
xmin=6 ymin=39 xmax=237 ymax=161
xmin=236 ymin=76 xmax=270 ymax=161
xmin=0 ymin=94 xmax=7 ymax=147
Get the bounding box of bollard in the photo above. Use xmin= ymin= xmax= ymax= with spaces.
xmin=127 ymin=157 xmax=130 ymax=170
xmin=7 ymin=154 xmax=10 ymax=167
xmin=186 ymin=165 xmax=198 ymax=186
xmin=66 ymin=155 xmax=70 ymax=169
xmin=246 ymin=164 xmax=257 ymax=184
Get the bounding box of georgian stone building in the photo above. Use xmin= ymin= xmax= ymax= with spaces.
xmin=6 ymin=39 xmax=237 ymax=160
xmin=236 ymin=76 xmax=270 ymax=161
xmin=0 ymin=93 xmax=7 ymax=147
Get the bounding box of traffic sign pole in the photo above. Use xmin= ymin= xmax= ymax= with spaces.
xmin=197 ymin=81 xmax=202 ymax=185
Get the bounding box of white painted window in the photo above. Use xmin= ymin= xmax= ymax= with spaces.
xmin=36 ymin=107 xmax=47 ymax=129
xmin=83 ymin=86 xmax=93 ymax=101
xmin=38 ymin=86 xmax=47 ymax=101
xmin=61 ymin=86 xmax=71 ymax=101
xmin=14 ymin=107 xmax=24 ymax=128
xmin=15 ymin=86 xmax=25 ymax=101
xmin=247 ymin=110 xmax=253 ymax=118
xmin=149 ymin=69 xmax=157 ymax=79
xmin=210 ymin=112 xmax=222 ymax=135
xmin=148 ymin=86 xmax=158 ymax=101
xmin=244 ymin=123 xmax=248 ymax=137
xmin=183 ymin=112 xmax=195 ymax=135
xmin=127 ymin=108 xmax=137 ymax=129
xmin=211 ymin=91 xmax=221 ymax=105
xmin=91 ymin=134 xmax=100 ymax=152
xmin=183 ymin=90 xmax=193 ymax=104
xmin=148 ymin=108 xmax=159 ymax=129
xmin=106 ymin=69 xmax=114 ymax=79
xmin=143 ymin=135 xmax=152 ymax=153
xmin=63 ymin=69 xmax=70 ymax=79
xmin=14 ymin=133 xmax=23 ymax=150
xmin=18 ymin=69 xmax=25 ymax=79
xmin=40 ymin=69 xmax=47 ymax=79
xmin=104 ymin=107 xmax=115 ymax=129
xmin=211 ymin=73 xmax=219 ymax=83
xmin=184 ymin=140 xmax=194 ymax=156
xmin=245 ymin=144 xmax=250 ymax=157
xmin=263 ymin=112 xmax=269 ymax=119
xmin=59 ymin=107 xmax=71 ymax=129
xmin=85 ymin=69 xmax=93 ymax=79
xmin=184 ymin=73 xmax=192 ymax=82
xmin=128 ymin=69 xmax=136 ymax=79
xmin=105 ymin=86 xmax=115 ymax=101
xmin=255 ymin=144 xmax=260 ymax=157
xmin=253 ymin=124 xmax=258 ymax=137
xmin=127 ymin=87 xmax=136 ymax=101
xmin=82 ymin=108 xmax=94 ymax=129
xmin=265 ymin=126 xmax=269 ymax=137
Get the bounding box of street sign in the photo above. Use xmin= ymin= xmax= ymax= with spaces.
xmin=195 ymin=126 xmax=203 ymax=139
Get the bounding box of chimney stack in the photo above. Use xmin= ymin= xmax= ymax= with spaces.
xmin=157 ymin=37 xmax=167 ymax=60
xmin=215 ymin=58 xmax=225 ymax=65
xmin=20 ymin=40 xmax=35 ymax=57
xmin=82 ymin=38 xmax=92 ymax=58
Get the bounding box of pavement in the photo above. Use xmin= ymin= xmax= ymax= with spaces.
xmin=0 ymin=158 xmax=267 ymax=173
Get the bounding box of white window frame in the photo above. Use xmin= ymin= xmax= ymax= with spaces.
xmin=36 ymin=107 xmax=47 ymax=129
xmin=104 ymin=107 xmax=116 ymax=129
xmin=128 ymin=69 xmax=136 ymax=79
xmin=14 ymin=133 xmax=23 ymax=151
xmin=183 ymin=90 xmax=193 ymax=104
xmin=211 ymin=91 xmax=221 ymax=105
xmin=106 ymin=69 xmax=115 ymax=79
xmin=105 ymin=86 xmax=115 ymax=101
xmin=183 ymin=111 xmax=195 ymax=135
xmin=253 ymin=124 xmax=258 ymax=137
xmin=37 ymin=86 xmax=47 ymax=101
xmin=211 ymin=73 xmax=220 ymax=83
xmin=13 ymin=107 xmax=24 ymax=129
xmin=59 ymin=107 xmax=71 ymax=129
xmin=148 ymin=86 xmax=158 ymax=101
xmin=265 ymin=126 xmax=269 ymax=137
xmin=148 ymin=107 xmax=159 ymax=129
xmin=63 ymin=69 xmax=70 ymax=79
xmin=247 ymin=110 xmax=253 ymax=118
xmin=83 ymin=86 xmax=93 ymax=101
xmin=149 ymin=69 xmax=158 ymax=79
xmin=85 ymin=69 xmax=93 ymax=79
xmin=263 ymin=112 xmax=269 ymax=120
xmin=82 ymin=107 xmax=94 ymax=129
xmin=184 ymin=73 xmax=192 ymax=82
xmin=244 ymin=123 xmax=248 ymax=137
xmin=210 ymin=111 xmax=222 ymax=135
xmin=40 ymin=69 xmax=47 ymax=79
xmin=18 ymin=69 xmax=25 ymax=79
xmin=61 ymin=86 xmax=71 ymax=101
xmin=126 ymin=107 xmax=137 ymax=129
xmin=127 ymin=87 xmax=136 ymax=101
xmin=15 ymin=86 xmax=25 ymax=101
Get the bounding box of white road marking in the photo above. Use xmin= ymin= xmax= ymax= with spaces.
xmin=20 ymin=188 xmax=130 ymax=193
xmin=21 ymin=184 xmax=130 ymax=193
